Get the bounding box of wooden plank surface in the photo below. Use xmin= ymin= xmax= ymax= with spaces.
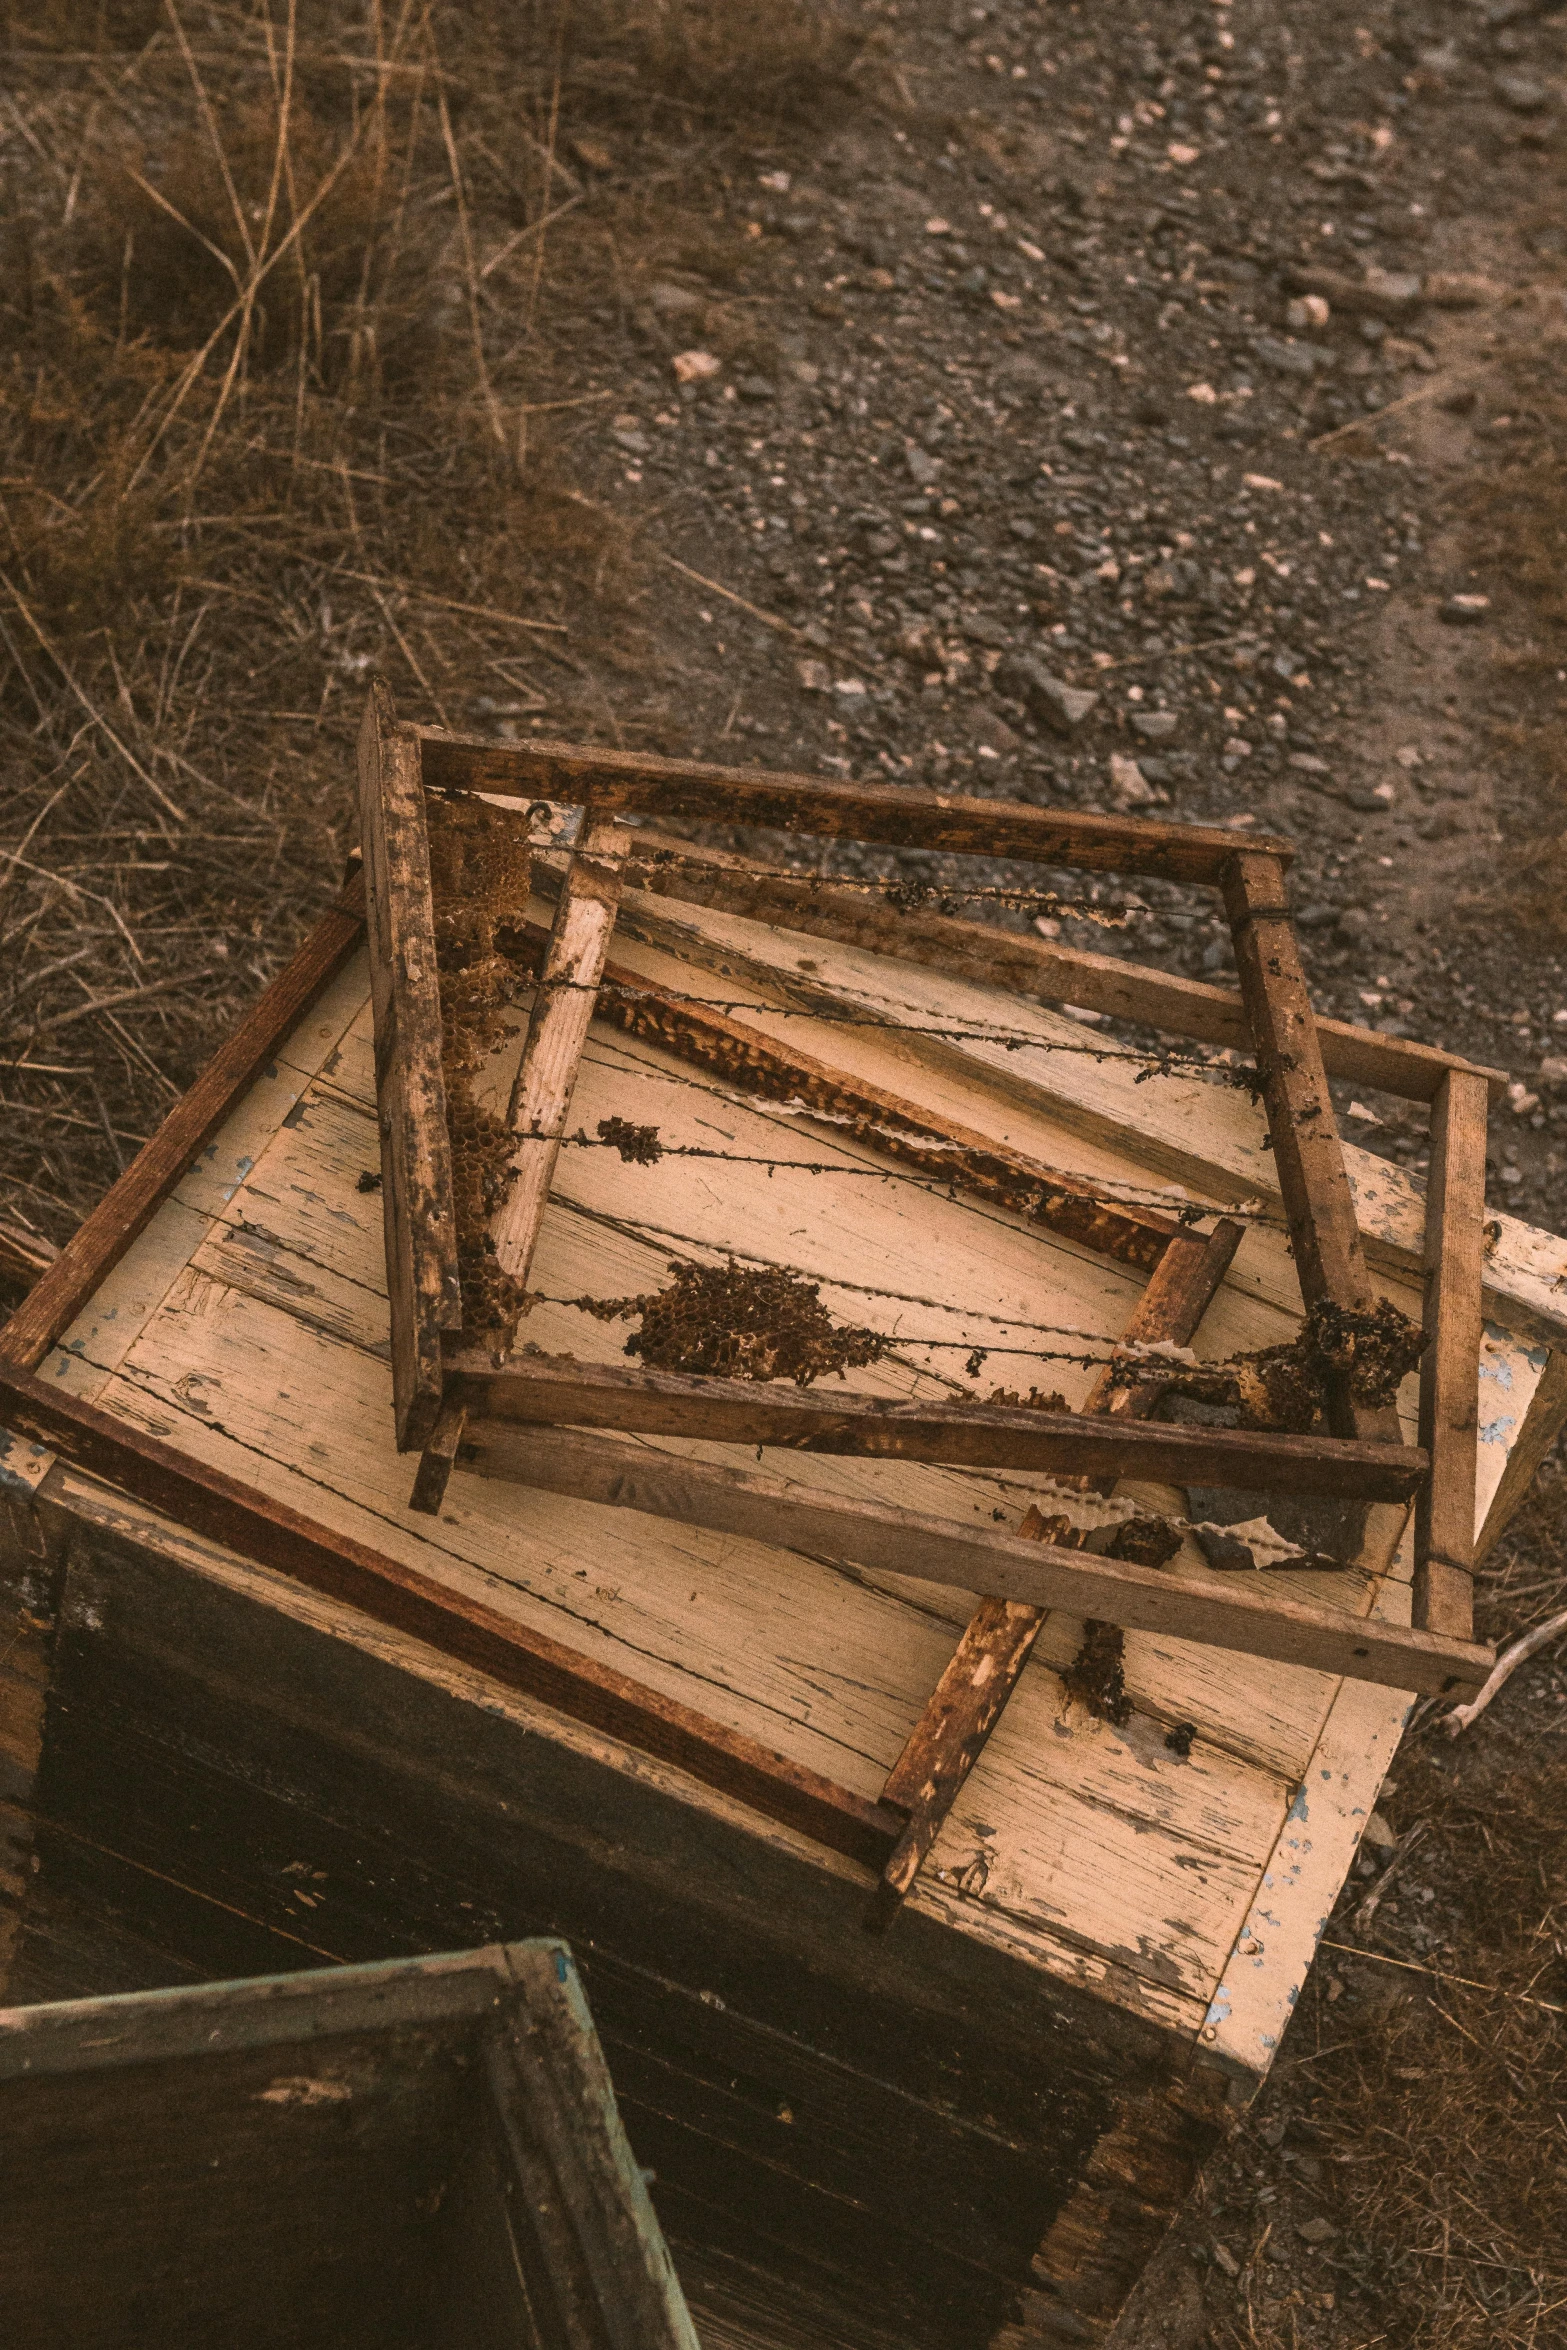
xmin=491 ymin=815 xmax=630 ymax=1284
xmin=1414 ymin=1070 xmax=1490 ymax=1636
xmin=15 ymin=901 xmax=1555 ymax=2057
xmin=0 ymin=879 xmax=365 ymax=1376
xmin=622 ymin=829 xmax=1507 ymax=1107
xmin=416 ymin=727 xmax=1291 ymax=883
xmin=453 ymin=1354 xmax=1428 ymax=1502
xmin=356 ymin=680 xmax=461 ymax=1450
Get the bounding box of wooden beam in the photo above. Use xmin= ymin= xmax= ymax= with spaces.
xmin=0 ymin=879 xmax=366 ymax=1377
xmin=0 ymin=1360 xmax=903 ymax=1874
xmin=416 ymin=728 xmax=1293 ymax=885
xmin=456 ymin=1421 xmax=1491 ymax=1697
xmin=1221 ymin=850 xmax=1400 ymax=1445
xmin=1414 ymin=1070 xmax=1490 ymax=1637
xmin=867 ymin=1220 xmax=1246 ymax=1926
xmin=617 ymin=831 xmax=1507 ymax=1107
xmin=446 ymin=1352 xmax=1427 ymax=1502
xmin=358 ymin=682 xmax=463 ymax=1452
xmin=578 ymin=942 xmax=1182 ymax=1273
xmin=491 ymin=816 xmax=630 ymax=1284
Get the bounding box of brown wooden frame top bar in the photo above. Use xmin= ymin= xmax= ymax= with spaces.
xmin=415 ymin=728 xmax=1294 ymax=884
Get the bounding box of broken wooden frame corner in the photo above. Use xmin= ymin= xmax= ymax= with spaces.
xmin=354 ymin=686 xmax=1494 ymax=1917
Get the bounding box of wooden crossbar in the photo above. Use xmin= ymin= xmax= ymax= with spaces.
xmin=454 ymin=1420 xmax=1488 ymax=1697
xmin=449 ymin=1353 xmax=1428 ymax=1502
xmin=417 ymin=727 xmax=1293 ymax=884
xmin=1415 ymin=1070 xmax=1490 ymax=1637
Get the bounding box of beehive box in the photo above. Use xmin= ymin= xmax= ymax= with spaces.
xmin=1 ymin=805 xmax=1562 ymax=2350
xmin=0 ymin=1940 xmax=695 ymax=2350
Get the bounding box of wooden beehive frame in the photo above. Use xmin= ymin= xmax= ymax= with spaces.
xmin=352 ymin=677 xmax=1495 ymax=1899
xmin=0 ymin=682 xmax=1500 ymax=1927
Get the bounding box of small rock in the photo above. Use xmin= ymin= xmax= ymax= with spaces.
xmin=833 ymin=677 xmax=867 ymax=699
xmin=1296 ymin=2216 xmax=1338 ymax=2246
xmin=571 ymin=135 xmax=616 ymax=174
xmin=1363 ymin=1809 xmax=1398 ymax=1848
xmin=1289 ymin=752 xmax=1332 ymax=775
xmin=1508 ymin=1080 xmax=1541 ymax=1116
xmin=1538 ymin=1056 xmax=1567 ymax=1088
xmin=648 ymin=281 xmax=705 ymax=319
xmin=796 ymin=659 xmax=831 ymax=693
xmin=1000 ymin=656 xmax=1100 ymax=735
xmin=1493 ymin=69 xmax=1550 ymax=111
xmin=906 ymin=444 xmax=941 ymax=487
xmin=672 ymin=349 xmax=721 ymax=383
xmin=1108 ymin=752 xmax=1158 ymax=808
xmin=611 ymin=424 xmax=650 ymax=456
xmin=1338 ymin=906 xmax=1373 ymax=941
xmin=1394 ymin=745 xmax=1423 ymax=768
xmin=1253 ymin=333 xmax=1324 ymax=379
xmin=1440 ymin=592 xmax=1491 ymax=624
xmin=1008 ymin=517 xmax=1038 ymax=542
xmin=1286 ymin=294 xmax=1331 ymax=330
xmin=1425 ymin=272 xmax=1506 ymax=309
xmin=1212 ymin=2243 xmax=1241 ymax=2279
xmin=1131 ymin=710 xmax=1178 ymax=743
xmin=1185 ymin=381 xmax=1219 ymax=404
xmin=737 ymin=376 xmax=777 ymax=402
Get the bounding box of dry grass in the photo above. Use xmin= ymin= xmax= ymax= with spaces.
xmin=0 ymin=0 xmax=859 ymax=1250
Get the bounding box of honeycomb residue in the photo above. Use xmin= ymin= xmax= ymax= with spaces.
xmin=1115 ymin=1296 xmax=1426 ymax=1431
xmin=1062 ymin=1620 xmax=1132 ymax=1727
xmin=559 ymin=1258 xmax=890 ymax=1387
xmin=427 ymin=795 xmax=533 ymax=1342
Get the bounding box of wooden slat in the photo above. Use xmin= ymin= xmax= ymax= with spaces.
xmin=491 ymin=816 xmax=630 ymax=1284
xmin=0 ymin=1359 xmax=904 ymax=1872
xmin=620 ymin=830 xmax=1507 ymax=1106
xmin=357 ymin=680 xmax=462 ymax=1451
xmin=0 ymin=881 xmax=366 ymax=1377
xmin=446 ymin=1352 xmax=1427 ymax=1502
xmin=869 ymin=1220 xmax=1246 ymax=1923
xmin=456 ymin=1420 xmax=1490 ymax=1696
xmin=580 ymin=942 xmax=1182 ymax=1272
xmin=1221 ymin=850 xmax=1400 ymax=1444
xmin=417 ymin=728 xmax=1293 ymax=884
xmin=1414 ymin=1070 xmax=1490 ymax=1636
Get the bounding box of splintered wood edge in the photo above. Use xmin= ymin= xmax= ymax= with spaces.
xmin=1415 ymin=1069 xmax=1489 ymax=1637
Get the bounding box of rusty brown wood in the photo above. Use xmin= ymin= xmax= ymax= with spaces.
xmin=358 ymin=680 xmax=463 ymax=1452
xmin=1221 ymin=849 xmax=1402 ymax=1446
xmin=1414 ymin=1070 xmax=1490 ymax=1637
xmin=416 ymin=727 xmax=1292 ymax=885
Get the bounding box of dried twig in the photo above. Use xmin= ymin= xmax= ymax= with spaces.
xmin=1444 ymin=1607 xmax=1567 ymax=1737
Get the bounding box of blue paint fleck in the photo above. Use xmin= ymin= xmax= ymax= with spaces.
xmin=1288 ymin=1785 xmax=1310 ymax=1823
xmin=554 ymin=1950 xmax=569 ymax=1983
xmin=1479 ymin=1355 xmax=1514 ymax=1391
xmin=1478 ymin=1414 xmax=1517 ymax=1445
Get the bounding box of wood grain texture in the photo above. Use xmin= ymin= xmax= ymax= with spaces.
xmin=624 ymin=829 xmax=1507 ymax=1107
xmin=459 ymin=1421 xmax=1489 ymax=1695
xmin=416 ymin=728 xmax=1292 ymax=883
xmin=491 ymin=815 xmax=629 ymax=1284
xmin=0 ymin=1358 xmax=904 ymax=1873
xmin=1221 ymin=850 xmax=1399 ymax=1447
xmin=0 ymin=883 xmax=365 ymax=1377
xmin=1414 ymin=1071 xmax=1490 ymax=1636
xmin=579 ymin=943 xmax=1180 ymax=1271
xmin=356 ymin=681 xmax=462 ymax=1451
xmin=450 ymin=1352 xmax=1427 ymax=1501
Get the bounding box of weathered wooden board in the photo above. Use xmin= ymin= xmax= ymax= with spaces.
xmin=356 ymin=680 xmax=461 ymax=1450
xmin=0 ymin=1941 xmax=698 ymax=2350
xmin=1415 ymin=1070 xmax=1490 ymax=1637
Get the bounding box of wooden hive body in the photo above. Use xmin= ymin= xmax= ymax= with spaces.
xmin=1 ymin=837 xmax=1563 ymax=2346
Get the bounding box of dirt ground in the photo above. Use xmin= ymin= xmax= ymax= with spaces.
xmin=2 ymin=5 xmax=1566 ymax=2345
